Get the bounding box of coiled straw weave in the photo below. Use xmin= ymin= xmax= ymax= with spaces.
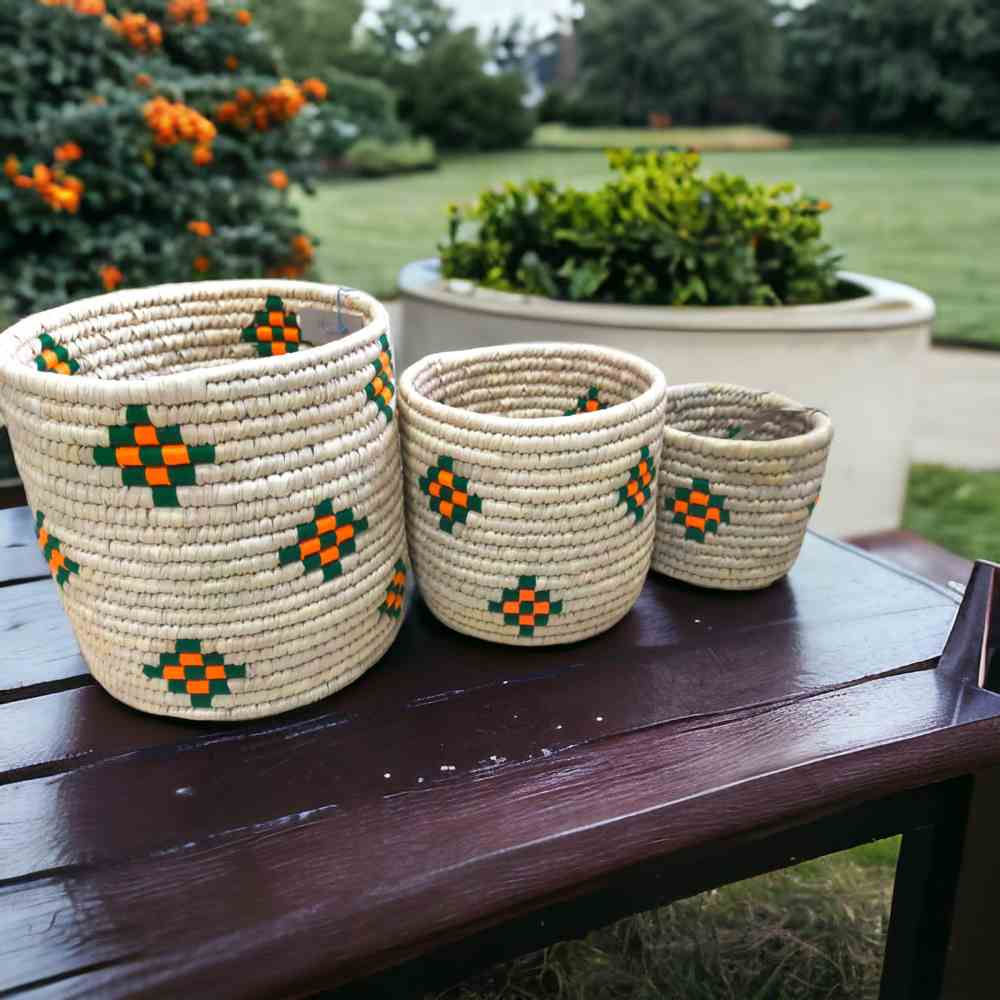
xmin=398 ymin=342 xmax=667 ymax=645
xmin=0 ymin=280 xmax=408 ymax=720
xmin=652 ymin=383 xmax=833 ymax=590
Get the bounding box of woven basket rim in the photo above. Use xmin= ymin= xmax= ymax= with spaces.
xmin=0 ymin=279 xmax=388 ymax=403
xmin=662 ymin=382 xmax=833 ymax=456
xmin=399 ymin=341 xmax=667 ymax=434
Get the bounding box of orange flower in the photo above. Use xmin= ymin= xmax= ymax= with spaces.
xmin=33 ymin=163 xmax=53 ymax=187
xmin=216 ymin=101 xmax=238 ymax=123
xmin=224 ymin=55 xmax=239 ymax=71
xmin=235 ymin=9 xmax=252 ymax=25
xmin=235 ymin=87 xmax=254 ymax=107
xmin=817 ymin=199 xmax=832 ymax=212
xmin=301 ymin=78 xmax=328 ymax=101
xmin=135 ymin=72 xmax=153 ymax=88
xmin=144 ymin=98 xmax=217 ymax=158
xmin=100 ymin=265 xmax=124 ymax=291
xmin=268 ymin=169 xmax=289 ymax=190
xmin=193 ymin=255 xmax=210 ymax=273
xmin=40 ymin=0 xmax=107 ymax=14
xmin=3 ymin=155 xmax=19 ymax=179
xmin=54 ymin=142 xmax=83 ymax=163
xmin=192 ymin=143 xmax=213 ymax=166
xmin=105 ymin=12 xmax=163 ymax=51
xmin=187 ymin=220 xmax=213 ymax=237
xmin=13 ymin=174 xmax=34 ymax=189
xmin=291 ymin=234 xmax=314 ymax=261
xmin=168 ymin=0 xmax=209 ymax=25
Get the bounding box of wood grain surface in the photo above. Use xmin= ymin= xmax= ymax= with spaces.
xmin=0 ymin=504 xmax=995 ymax=999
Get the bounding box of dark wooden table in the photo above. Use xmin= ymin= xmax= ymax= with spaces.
xmin=2 ymin=499 xmax=999 ymax=1000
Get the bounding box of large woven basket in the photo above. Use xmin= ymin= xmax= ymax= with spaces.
xmin=652 ymin=383 xmax=833 ymax=590
xmin=398 ymin=342 xmax=667 ymax=645
xmin=0 ymin=280 xmax=408 ymax=720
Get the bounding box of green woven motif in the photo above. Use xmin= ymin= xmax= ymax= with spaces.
xmin=564 ymin=385 xmax=605 ymax=416
xmin=279 ymin=501 xmax=368 ymax=582
xmin=143 ymin=639 xmax=247 ymax=709
xmin=34 ymin=333 xmax=80 ymax=375
xmin=35 ymin=511 xmax=79 ymax=588
xmin=364 ymin=333 xmax=395 ymax=422
xmin=379 ymin=559 xmax=407 ymax=618
xmin=488 ymin=575 xmax=563 ymax=638
xmin=93 ymin=405 xmax=215 ymax=508
xmin=618 ymin=445 xmax=656 ymax=523
xmin=671 ymin=478 xmax=730 ymax=542
xmin=419 ymin=455 xmax=483 ymax=533
xmin=241 ymin=295 xmax=302 ymax=356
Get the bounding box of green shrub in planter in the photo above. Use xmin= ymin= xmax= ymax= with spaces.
xmin=344 ymin=137 xmax=437 ymax=178
xmin=440 ymin=148 xmax=841 ymax=306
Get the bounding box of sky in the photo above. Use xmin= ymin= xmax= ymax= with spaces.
xmin=364 ymin=0 xmax=580 ymax=37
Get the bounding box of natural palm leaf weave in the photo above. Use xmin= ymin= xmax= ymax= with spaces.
xmin=0 ymin=280 xmax=408 ymax=720
xmin=653 ymin=383 xmax=833 ymax=590
xmin=398 ymin=342 xmax=667 ymax=645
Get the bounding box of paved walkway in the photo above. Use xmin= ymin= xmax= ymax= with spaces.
xmin=385 ymin=301 xmax=999 ymax=470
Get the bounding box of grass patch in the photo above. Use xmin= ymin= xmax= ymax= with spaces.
xmin=430 ymin=844 xmax=896 ymax=1000
xmin=303 ymin=143 xmax=1000 ymax=345
xmin=904 ymin=464 xmax=1000 ymax=562
xmin=532 ymin=123 xmax=792 ymax=152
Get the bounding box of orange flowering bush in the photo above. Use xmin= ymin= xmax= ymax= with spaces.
xmin=1 ymin=0 xmax=338 ymax=315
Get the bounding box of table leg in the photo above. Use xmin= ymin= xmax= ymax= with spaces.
xmin=880 ymin=768 xmax=1000 ymax=999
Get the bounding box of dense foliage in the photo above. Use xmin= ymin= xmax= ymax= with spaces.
xmin=0 ymin=0 xmax=335 ymax=317
xmin=441 ymin=149 xmax=841 ymax=307
xmin=775 ymin=0 xmax=1000 ymax=137
xmin=335 ymin=0 xmax=535 ymax=153
xmin=570 ymin=0 xmax=782 ymax=127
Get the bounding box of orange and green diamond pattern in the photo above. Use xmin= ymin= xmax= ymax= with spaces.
xmin=365 ymin=334 xmax=395 ymax=421
xmin=34 ymin=333 xmax=79 ymax=375
xmin=143 ymin=639 xmax=247 ymax=709
xmin=94 ymin=405 xmax=215 ymax=508
xmin=564 ymin=386 xmax=604 ymax=415
xmin=672 ymin=478 xmax=730 ymax=542
xmin=241 ymin=295 xmax=301 ymax=356
xmin=619 ymin=445 xmax=656 ymax=523
xmin=488 ymin=576 xmax=563 ymax=638
xmin=379 ymin=559 xmax=407 ymax=618
xmin=35 ymin=512 xmax=79 ymax=588
xmin=419 ymin=455 xmax=482 ymax=533
xmin=280 ymin=501 xmax=368 ymax=582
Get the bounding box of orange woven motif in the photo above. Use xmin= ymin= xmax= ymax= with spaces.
xmin=378 ymin=559 xmax=407 ymax=618
xmin=618 ymin=445 xmax=656 ymax=523
xmin=419 ymin=455 xmax=483 ymax=534
xmin=35 ymin=512 xmax=79 ymax=587
xmin=143 ymin=640 xmax=247 ymax=709
xmin=241 ymin=295 xmax=301 ymax=356
xmin=488 ymin=576 xmax=563 ymax=638
xmin=671 ymin=478 xmax=730 ymax=542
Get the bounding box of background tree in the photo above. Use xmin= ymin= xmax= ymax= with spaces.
xmin=572 ymin=0 xmax=783 ymax=126
xmin=351 ymin=0 xmax=534 ymax=152
xmin=0 ymin=0 xmax=342 ymax=316
xmin=775 ymin=0 xmax=1000 ymax=136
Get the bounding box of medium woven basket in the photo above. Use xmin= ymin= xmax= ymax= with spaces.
xmin=398 ymin=342 xmax=667 ymax=645
xmin=0 ymin=280 xmax=408 ymax=720
xmin=652 ymin=383 xmax=833 ymax=590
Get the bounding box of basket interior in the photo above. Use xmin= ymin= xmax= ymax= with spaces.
xmin=411 ymin=348 xmax=655 ymax=420
xmin=13 ymin=286 xmax=372 ymax=381
xmin=667 ymin=387 xmax=819 ymax=442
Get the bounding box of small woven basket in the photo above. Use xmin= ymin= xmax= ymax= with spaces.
xmin=398 ymin=342 xmax=667 ymax=645
xmin=652 ymin=383 xmax=832 ymax=590
xmin=0 ymin=280 xmax=409 ymax=720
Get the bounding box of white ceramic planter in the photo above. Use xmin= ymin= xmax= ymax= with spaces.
xmin=399 ymin=260 xmax=934 ymax=536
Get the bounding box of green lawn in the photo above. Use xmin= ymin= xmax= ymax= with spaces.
xmin=301 ymin=143 xmax=1000 ymax=345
